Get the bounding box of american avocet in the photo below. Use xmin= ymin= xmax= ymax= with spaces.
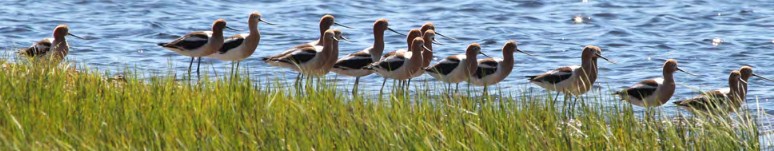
xmin=420 ymin=23 xmax=456 ymax=40
xmin=615 ymin=59 xmax=698 ymax=107
xmin=416 ymin=29 xmax=441 ymax=73
xmin=158 ymin=19 xmax=236 ymax=76
xmin=263 ymin=29 xmax=339 ymax=83
xmin=469 ymin=41 xmax=536 ymax=92
xmin=367 ymin=37 xmax=430 ymax=92
xmin=19 ymin=25 xmax=87 ymax=63
xmin=674 ymin=70 xmax=746 ymax=114
xmin=371 ymin=29 xmax=424 ymax=91
xmin=316 ymin=28 xmax=347 ymax=76
xmin=406 ymin=29 xmax=440 ymax=86
xmin=738 ymin=66 xmax=774 ymax=101
xmin=674 ymin=66 xmax=773 ymax=113
xmin=425 ymin=43 xmax=488 ymax=93
xmin=527 ymin=46 xmax=616 ymax=96
xmin=207 ymin=12 xmax=275 ymax=68
xmin=263 ymin=15 xmax=349 ymax=83
xmin=331 ymin=19 xmax=404 ymax=93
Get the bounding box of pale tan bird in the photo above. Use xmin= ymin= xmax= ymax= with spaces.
xmin=615 ymin=59 xmax=699 ymax=107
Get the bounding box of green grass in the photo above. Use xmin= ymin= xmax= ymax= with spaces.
xmin=0 ymin=55 xmax=770 ymax=150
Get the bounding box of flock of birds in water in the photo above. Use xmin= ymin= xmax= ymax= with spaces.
xmin=15 ymin=11 xmax=774 ymax=115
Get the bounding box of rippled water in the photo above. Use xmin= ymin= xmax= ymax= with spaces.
xmin=2 ymin=0 xmax=774 ymax=113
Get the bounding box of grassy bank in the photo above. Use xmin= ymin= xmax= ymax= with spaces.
xmin=0 ymin=56 xmax=769 ymax=150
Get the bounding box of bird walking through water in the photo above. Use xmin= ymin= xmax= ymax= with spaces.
xmin=207 ymin=11 xmax=275 ymax=75
xmin=158 ymin=19 xmax=237 ymax=77
xmin=331 ymin=19 xmax=405 ymax=94
xmin=263 ymin=15 xmax=350 ymax=85
xmin=469 ymin=41 xmax=536 ymax=93
xmin=615 ymin=59 xmax=699 ymax=108
xmin=527 ymin=46 xmax=616 ymax=102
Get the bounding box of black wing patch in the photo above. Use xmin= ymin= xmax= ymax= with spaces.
xmin=279 ymin=49 xmax=317 ymax=64
xmin=474 ymin=66 xmax=498 ymax=79
xmin=618 ymin=87 xmax=657 ymax=100
xmin=426 ymin=58 xmax=460 ymax=75
xmin=219 ymin=38 xmax=244 ymax=54
xmin=528 ymin=67 xmax=573 ymax=84
xmin=615 ymin=79 xmax=660 ymax=100
xmin=334 ymin=57 xmax=373 ymax=70
xmin=161 ymin=34 xmax=209 ymax=50
xmin=378 ymin=56 xmax=406 ymax=71
xmin=480 ymin=61 xmax=498 ymax=68
xmin=20 ymin=40 xmax=52 ymax=57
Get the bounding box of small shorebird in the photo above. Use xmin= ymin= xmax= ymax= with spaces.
xmin=527 ymin=46 xmax=616 ymax=96
xmin=674 ymin=66 xmax=773 ymax=113
xmin=331 ymin=19 xmax=404 ymax=93
xmin=263 ymin=15 xmax=349 ymax=83
xmin=425 ymin=43 xmax=488 ymax=93
xmin=469 ymin=41 xmax=536 ymax=92
xmin=208 ymin=12 xmax=275 ymax=68
xmin=158 ymin=19 xmax=236 ymax=76
xmin=674 ymin=70 xmax=746 ymax=114
xmin=615 ymin=59 xmax=699 ymax=107
xmin=737 ymin=66 xmax=774 ymax=101
xmin=371 ymin=29 xmax=424 ymax=91
xmin=367 ymin=37 xmax=430 ymax=92
xmin=19 ymin=25 xmax=87 ymax=63
xmin=262 ymin=30 xmax=339 ymax=83
xmin=420 ymin=23 xmax=456 ymax=40
xmin=317 ymin=28 xmax=347 ymax=76
xmin=411 ymin=29 xmax=441 ymax=77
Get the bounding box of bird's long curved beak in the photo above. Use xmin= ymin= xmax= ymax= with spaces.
xmin=435 ymin=32 xmax=457 ymax=40
xmin=677 ymin=67 xmax=700 ymax=76
xmin=332 ymin=37 xmax=339 ymax=42
xmin=432 ymin=39 xmax=443 ymax=45
xmin=753 ymin=74 xmax=774 ymax=82
xmin=422 ymin=45 xmax=432 ymax=52
xmin=739 ymin=78 xmax=748 ymax=84
xmin=479 ymin=51 xmax=491 ymax=58
xmin=225 ymin=26 xmax=242 ymax=31
xmin=516 ymin=48 xmax=537 ymax=56
xmin=339 ymin=35 xmax=350 ymax=42
xmin=596 ymin=53 xmax=617 ymax=64
xmin=387 ymin=27 xmax=407 ymax=37
xmin=260 ymin=19 xmax=277 ymax=25
xmin=334 ymin=22 xmax=353 ymax=29
xmin=68 ymin=33 xmax=88 ymax=40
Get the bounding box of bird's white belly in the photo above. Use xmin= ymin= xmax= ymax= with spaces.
xmin=208 ymin=44 xmax=248 ymax=61
xmin=332 ymin=68 xmax=373 ymax=77
xmin=427 ymin=63 xmax=467 ymax=84
xmin=469 ymin=65 xmax=506 ymax=86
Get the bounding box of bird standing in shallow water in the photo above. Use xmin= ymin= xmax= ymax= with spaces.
xmin=331 ymin=19 xmax=404 ymax=94
xmin=207 ymin=11 xmax=275 ymax=72
xmin=19 ymin=25 xmax=87 ymax=64
xmin=367 ymin=37 xmax=431 ymax=93
xmin=425 ymin=43 xmax=489 ymax=93
xmin=615 ymin=59 xmax=698 ymax=108
xmin=675 ymin=66 xmax=773 ymax=114
xmin=263 ymin=15 xmax=349 ymax=85
xmin=408 ymin=29 xmax=441 ymax=84
xmin=674 ymin=70 xmax=746 ymax=114
xmin=371 ymin=29 xmax=423 ymax=92
xmin=158 ymin=19 xmax=236 ymax=77
xmin=469 ymin=41 xmax=535 ymax=93
xmin=262 ymin=30 xmax=339 ymax=85
xmin=527 ymin=46 xmax=616 ymax=98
